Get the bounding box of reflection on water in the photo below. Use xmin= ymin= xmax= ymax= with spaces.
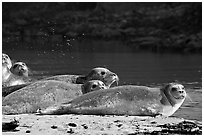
xmin=3 ymin=40 xmax=202 ymax=121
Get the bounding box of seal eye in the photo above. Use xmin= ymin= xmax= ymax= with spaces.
xmin=13 ymin=64 xmax=18 ymax=69
xmin=171 ymin=87 xmax=177 ymax=92
xmin=101 ymin=71 xmax=105 ymax=75
xmin=182 ymin=87 xmax=185 ymax=90
xmin=92 ymin=84 xmax=97 ymax=89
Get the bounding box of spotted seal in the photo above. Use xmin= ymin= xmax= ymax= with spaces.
xmin=2 ymin=53 xmax=13 ymax=83
xmin=81 ymin=80 xmax=108 ymax=94
xmin=2 ymin=67 xmax=119 ymax=97
xmin=10 ymin=62 xmax=29 ymax=77
xmin=44 ymin=67 xmax=119 ymax=87
xmin=2 ymin=80 xmax=107 ymax=114
xmin=2 ymin=63 xmax=29 ymax=87
xmin=38 ymin=83 xmax=186 ymax=117
xmin=2 ymin=53 xmax=12 ymax=69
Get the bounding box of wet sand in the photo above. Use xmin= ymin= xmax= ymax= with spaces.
xmin=2 ymin=114 xmax=202 ymax=135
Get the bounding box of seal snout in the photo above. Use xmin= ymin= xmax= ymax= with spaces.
xmin=179 ymin=90 xmax=184 ymax=93
xmin=20 ymin=65 xmax=27 ymax=71
xmin=112 ymin=73 xmax=119 ymax=81
xmin=107 ymin=72 xmax=119 ymax=86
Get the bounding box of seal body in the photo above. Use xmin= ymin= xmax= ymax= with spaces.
xmin=2 ymin=53 xmax=12 ymax=83
xmin=2 ymin=80 xmax=107 ymax=114
xmin=3 ymin=67 xmax=117 ymax=97
xmin=2 ymin=53 xmax=12 ymax=69
xmin=43 ymin=75 xmax=81 ymax=84
xmin=39 ymin=83 xmax=186 ymax=116
xmin=2 ymin=80 xmax=82 ymax=114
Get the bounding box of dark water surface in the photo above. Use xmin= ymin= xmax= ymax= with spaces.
xmin=3 ymin=40 xmax=202 ymax=121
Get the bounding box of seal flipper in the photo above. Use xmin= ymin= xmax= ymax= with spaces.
xmin=2 ymin=83 xmax=31 ymax=97
xmin=37 ymin=103 xmax=72 ymax=115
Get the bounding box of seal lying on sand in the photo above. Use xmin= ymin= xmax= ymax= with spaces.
xmin=44 ymin=67 xmax=119 ymax=88
xmin=38 ymin=83 xmax=186 ymax=117
xmin=10 ymin=62 xmax=29 ymax=77
xmin=2 ymin=53 xmax=12 ymax=69
xmin=2 ymin=67 xmax=119 ymax=97
xmin=2 ymin=80 xmax=107 ymax=114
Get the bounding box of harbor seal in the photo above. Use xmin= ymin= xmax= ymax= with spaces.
xmin=2 ymin=53 xmax=12 ymax=69
xmin=3 ymin=67 xmax=118 ymax=97
xmin=10 ymin=62 xmax=29 ymax=77
xmin=44 ymin=67 xmax=119 ymax=88
xmin=2 ymin=80 xmax=107 ymax=114
xmin=38 ymin=83 xmax=186 ymax=117
xmin=82 ymin=67 xmax=119 ymax=88
xmin=81 ymin=80 xmax=108 ymax=94
xmin=2 ymin=63 xmax=29 ymax=87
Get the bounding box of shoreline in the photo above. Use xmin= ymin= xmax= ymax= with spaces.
xmin=2 ymin=114 xmax=202 ymax=135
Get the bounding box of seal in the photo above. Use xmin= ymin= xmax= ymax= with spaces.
xmin=10 ymin=62 xmax=29 ymax=77
xmin=2 ymin=80 xmax=107 ymax=114
xmin=82 ymin=67 xmax=119 ymax=88
xmin=2 ymin=63 xmax=28 ymax=87
xmin=2 ymin=53 xmax=12 ymax=69
xmin=81 ymin=80 xmax=108 ymax=94
xmin=44 ymin=67 xmax=119 ymax=88
xmin=38 ymin=83 xmax=186 ymax=117
xmin=3 ymin=67 xmax=118 ymax=97
xmin=2 ymin=53 xmax=13 ymax=83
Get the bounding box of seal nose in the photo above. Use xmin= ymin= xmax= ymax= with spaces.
xmin=20 ymin=66 xmax=24 ymax=70
xmin=101 ymin=86 xmax=105 ymax=89
xmin=179 ymin=90 xmax=184 ymax=93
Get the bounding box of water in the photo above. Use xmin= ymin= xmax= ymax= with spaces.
xmin=3 ymin=39 xmax=202 ymax=121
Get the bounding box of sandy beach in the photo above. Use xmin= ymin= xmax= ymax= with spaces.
xmin=2 ymin=114 xmax=202 ymax=135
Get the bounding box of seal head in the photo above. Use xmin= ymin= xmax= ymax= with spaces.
xmin=82 ymin=67 xmax=119 ymax=88
xmin=2 ymin=62 xmax=28 ymax=87
xmin=10 ymin=62 xmax=29 ymax=77
xmin=81 ymin=80 xmax=108 ymax=94
xmin=160 ymin=83 xmax=186 ymax=116
xmin=2 ymin=67 xmax=26 ymax=87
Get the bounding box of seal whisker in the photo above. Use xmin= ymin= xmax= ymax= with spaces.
xmin=186 ymin=94 xmax=193 ymax=103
